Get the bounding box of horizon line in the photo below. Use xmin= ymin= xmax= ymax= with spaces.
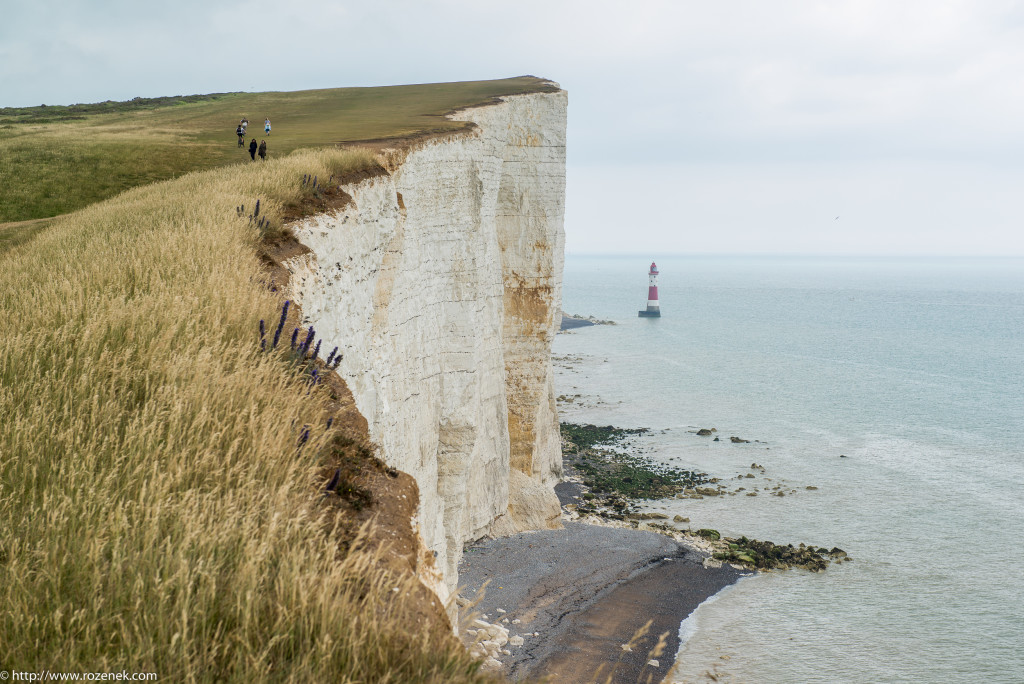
xmin=564 ymin=252 xmax=1024 ymax=259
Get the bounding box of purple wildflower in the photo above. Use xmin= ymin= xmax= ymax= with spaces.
xmin=254 ymin=199 xmax=260 ymax=218
xmin=311 ymin=340 xmax=321 ymax=360
xmin=325 ymin=468 xmax=340 ymax=491
xmin=301 ymin=326 xmax=315 ymax=355
xmin=326 ymin=347 xmax=338 ymax=366
xmin=326 ymin=417 xmax=334 ymax=429
xmin=272 ymin=300 xmax=289 ymax=349
xmin=290 ymin=327 xmax=299 ymax=350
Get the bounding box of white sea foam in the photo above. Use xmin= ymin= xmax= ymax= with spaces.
xmin=675 ymin=574 xmax=751 ymax=648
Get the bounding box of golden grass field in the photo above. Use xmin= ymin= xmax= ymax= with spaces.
xmin=0 ymin=78 xmax=554 ymax=681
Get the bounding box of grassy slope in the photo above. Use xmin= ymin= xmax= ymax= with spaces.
xmin=0 ymin=77 xmax=558 ymax=224
xmin=0 ymin=77 xmax=555 ymax=680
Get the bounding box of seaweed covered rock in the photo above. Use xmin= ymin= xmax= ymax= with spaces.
xmin=560 ymin=422 xmax=711 ymax=506
xmin=712 ymin=537 xmax=850 ymax=571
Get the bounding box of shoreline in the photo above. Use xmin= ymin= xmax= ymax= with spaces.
xmin=457 ymin=418 xmax=845 ymax=681
xmin=526 ymin=538 xmax=746 ymax=683
xmin=457 ymin=517 xmax=748 ymax=682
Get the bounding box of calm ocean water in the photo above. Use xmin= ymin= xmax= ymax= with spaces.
xmin=553 ymin=255 xmax=1024 ymax=683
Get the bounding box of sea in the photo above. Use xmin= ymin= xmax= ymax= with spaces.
xmin=552 ymin=255 xmax=1024 ymax=683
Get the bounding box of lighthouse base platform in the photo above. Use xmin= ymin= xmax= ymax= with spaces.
xmin=638 ymin=309 xmax=661 ymax=317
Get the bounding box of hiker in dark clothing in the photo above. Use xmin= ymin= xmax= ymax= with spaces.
xmin=236 ymin=125 xmax=244 ymax=147
xmin=258 ymin=140 xmax=267 ymax=161
xmin=248 ymin=139 xmax=258 ymax=161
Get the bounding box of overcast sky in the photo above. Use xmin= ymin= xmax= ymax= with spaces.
xmin=4 ymin=0 xmax=1024 ymax=255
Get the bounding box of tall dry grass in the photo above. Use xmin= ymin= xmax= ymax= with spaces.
xmin=0 ymin=150 xmax=494 ymax=682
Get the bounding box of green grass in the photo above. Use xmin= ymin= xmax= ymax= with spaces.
xmin=0 ymin=76 xmax=558 ymax=224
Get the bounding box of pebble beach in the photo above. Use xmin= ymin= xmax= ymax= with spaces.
xmin=457 ymin=499 xmax=748 ymax=682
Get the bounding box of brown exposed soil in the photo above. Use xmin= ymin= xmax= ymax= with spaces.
xmin=256 ymin=238 xmax=308 ymax=293
xmin=341 ymin=128 xmax=478 ymax=155
xmin=257 ymin=162 xmax=388 ymax=293
xmin=316 ymin=424 xmax=453 ymax=639
xmin=279 ymin=166 xmax=386 ymax=224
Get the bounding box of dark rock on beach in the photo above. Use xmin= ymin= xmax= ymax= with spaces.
xmin=560 ymin=315 xmax=595 ymax=330
xmin=560 ymin=312 xmax=616 ymax=330
xmin=712 ymin=537 xmax=850 ymax=572
xmin=554 ymin=480 xmax=587 ymax=507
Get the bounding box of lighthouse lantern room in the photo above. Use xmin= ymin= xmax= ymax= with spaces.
xmin=638 ymin=262 xmax=661 ymax=317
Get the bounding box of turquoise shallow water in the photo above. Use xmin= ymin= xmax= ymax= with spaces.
xmin=553 ymin=256 xmax=1024 ymax=683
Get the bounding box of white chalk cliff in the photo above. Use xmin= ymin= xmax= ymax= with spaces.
xmin=284 ymin=89 xmax=567 ymax=595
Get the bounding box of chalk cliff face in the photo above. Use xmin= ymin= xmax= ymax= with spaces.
xmin=284 ymin=90 xmax=567 ymax=593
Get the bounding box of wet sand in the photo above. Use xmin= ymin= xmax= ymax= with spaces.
xmin=458 ymin=522 xmax=746 ymax=683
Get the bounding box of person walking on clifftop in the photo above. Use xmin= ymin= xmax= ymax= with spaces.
xmin=248 ymin=138 xmax=258 ymax=161
xmin=258 ymin=140 xmax=267 ymax=161
xmin=264 ymin=117 xmax=271 ymax=135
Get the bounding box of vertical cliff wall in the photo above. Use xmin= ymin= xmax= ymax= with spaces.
xmin=284 ymin=90 xmax=567 ymax=593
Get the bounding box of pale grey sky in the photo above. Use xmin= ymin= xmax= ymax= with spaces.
xmin=3 ymin=0 xmax=1023 ymax=255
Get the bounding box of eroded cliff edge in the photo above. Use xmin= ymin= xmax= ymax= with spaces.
xmin=283 ymin=90 xmax=567 ymax=596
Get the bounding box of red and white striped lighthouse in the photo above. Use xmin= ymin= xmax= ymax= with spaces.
xmin=638 ymin=262 xmax=661 ymax=317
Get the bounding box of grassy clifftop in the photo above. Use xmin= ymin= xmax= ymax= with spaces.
xmin=0 ymin=78 xmax=547 ymax=681
xmin=0 ymin=76 xmax=558 ymax=225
